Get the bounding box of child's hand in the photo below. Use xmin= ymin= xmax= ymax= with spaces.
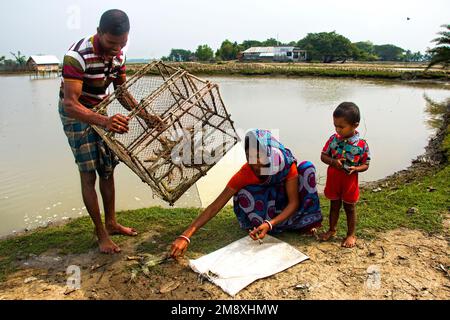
xmin=347 ymin=166 xmax=358 ymax=175
xmin=333 ymin=158 xmax=344 ymax=170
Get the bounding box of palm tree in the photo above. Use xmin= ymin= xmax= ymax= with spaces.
xmin=10 ymin=51 xmax=27 ymax=65
xmin=426 ymin=24 xmax=450 ymax=70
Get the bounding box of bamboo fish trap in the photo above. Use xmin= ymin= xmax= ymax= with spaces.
xmin=90 ymin=61 xmax=240 ymax=205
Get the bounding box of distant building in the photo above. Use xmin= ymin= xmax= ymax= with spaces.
xmin=27 ymin=55 xmax=60 ymax=78
xmin=241 ymin=46 xmax=307 ymax=62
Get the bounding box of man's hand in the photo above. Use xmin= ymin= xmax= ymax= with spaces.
xmin=170 ymin=237 xmax=189 ymax=258
xmin=137 ymin=111 xmax=165 ymax=129
xmin=106 ymin=114 xmax=130 ymax=134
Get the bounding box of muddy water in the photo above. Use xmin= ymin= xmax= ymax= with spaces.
xmin=0 ymin=75 xmax=448 ymax=237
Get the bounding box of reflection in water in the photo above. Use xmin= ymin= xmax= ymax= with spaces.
xmin=424 ymin=95 xmax=450 ymax=129
xmin=0 ymin=75 xmax=449 ymax=237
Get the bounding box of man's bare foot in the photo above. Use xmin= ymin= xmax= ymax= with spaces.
xmin=341 ymin=235 xmax=357 ymax=248
xmin=98 ymin=237 xmax=121 ymax=254
xmin=106 ymin=223 xmax=138 ymax=236
xmin=319 ymin=230 xmax=337 ymax=241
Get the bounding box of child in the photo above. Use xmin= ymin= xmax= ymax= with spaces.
xmin=319 ymin=102 xmax=370 ymax=248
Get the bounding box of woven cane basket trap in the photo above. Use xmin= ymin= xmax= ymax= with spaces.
xmin=90 ymin=61 xmax=240 ymax=205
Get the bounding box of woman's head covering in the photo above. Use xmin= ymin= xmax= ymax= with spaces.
xmin=245 ymin=129 xmax=296 ymax=181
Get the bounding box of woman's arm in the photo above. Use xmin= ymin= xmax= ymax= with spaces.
xmin=249 ymin=177 xmax=300 ymax=240
xmin=170 ymin=186 xmax=236 ymax=258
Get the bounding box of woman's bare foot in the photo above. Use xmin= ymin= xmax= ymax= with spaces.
xmin=98 ymin=236 xmax=121 ymax=254
xmin=319 ymin=230 xmax=337 ymax=241
xmin=302 ymin=227 xmax=320 ymax=239
xmin=341 ymin=235 xmax=357 ymax=248
xmin=305 ymin=228 xmax=318 ymax=236
xmin=106 ymin=223 xmax=138 ymax=236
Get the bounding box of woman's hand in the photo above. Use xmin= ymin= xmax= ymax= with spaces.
xmin=170 ymin=237 xmax=189 ymax=258
xmin=249 ymin=222 xmax=271 ymax=241
xmin=249 ymin=177 xmax=299 ymax=241
xmin=169 ymin=187 xmax=236 ymax=259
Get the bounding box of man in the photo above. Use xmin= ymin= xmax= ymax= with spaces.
xmin=59 ymin=9 xmax=137 ymax=254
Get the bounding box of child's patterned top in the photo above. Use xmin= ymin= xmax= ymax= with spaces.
xmin=322 ymin=131 xmax=371 ymax=167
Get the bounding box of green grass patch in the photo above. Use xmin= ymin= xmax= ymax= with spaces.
xmin=126 ymin=62 xmax=449 ymax=80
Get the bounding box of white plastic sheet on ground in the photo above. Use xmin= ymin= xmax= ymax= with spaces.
xmin=189 ymin=235 xmax=309 ymax=296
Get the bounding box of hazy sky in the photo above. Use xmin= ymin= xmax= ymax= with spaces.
xmin=1 ymin=0 xmax=448 ymax=60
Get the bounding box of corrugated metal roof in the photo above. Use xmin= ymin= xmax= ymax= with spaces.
xmin=243 ymin=46 xmax=297 ymax=54
xmin=29 ymin=55 xmax=60 ymax=65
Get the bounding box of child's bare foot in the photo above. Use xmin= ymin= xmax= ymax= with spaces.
xmin=341 ymin=235 xmax=357 ymax=248
xmin=106 ymin=223 xmax=138 ymax=236
xmin=98 ymin=237 xmax=121 ymax=254
xmin=319 ymin=230 xmax=337 ymax=241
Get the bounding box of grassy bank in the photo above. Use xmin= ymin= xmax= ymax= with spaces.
xmin=126 ymin=61 xmax=449 ymax=81
xmin=0 ymin=62 xmax=447 ymax=81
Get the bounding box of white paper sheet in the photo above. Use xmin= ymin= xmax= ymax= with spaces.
xmin=189 ymin=235 xmax=309 ymax=296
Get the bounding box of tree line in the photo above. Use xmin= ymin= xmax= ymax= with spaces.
xmin=0 ymin=51 xmax=28 ymax=71
xmin=162 ymin=28 xmax=448 ymax=64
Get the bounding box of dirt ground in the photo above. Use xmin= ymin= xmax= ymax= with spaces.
xmin=0 ymin=218 xmax=448 ymax=300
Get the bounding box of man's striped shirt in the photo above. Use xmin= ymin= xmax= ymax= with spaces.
xmin=59 ymin=34 xmax=126 ymax=108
